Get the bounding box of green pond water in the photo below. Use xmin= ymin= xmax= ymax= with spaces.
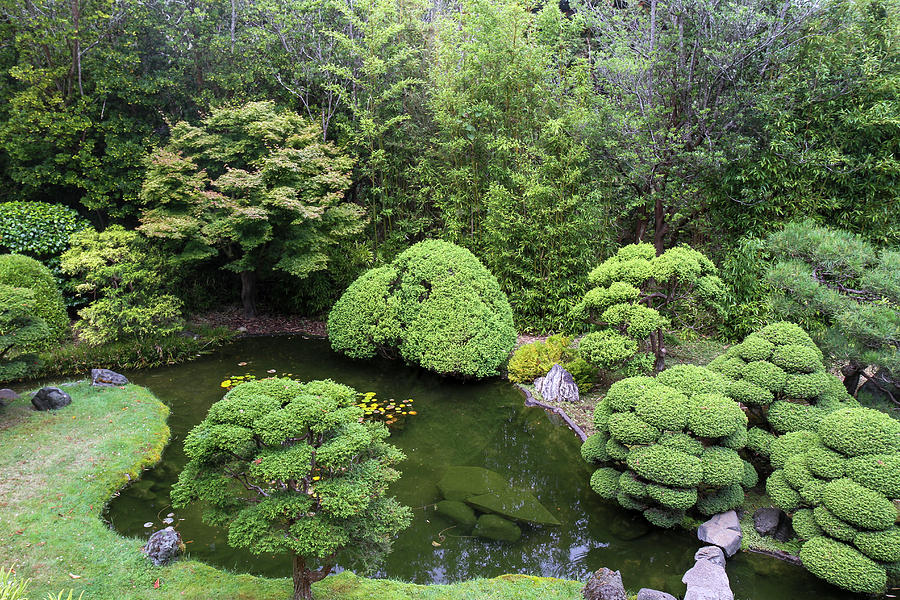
xmin=105 ymin=336 xmax=854 ymax=599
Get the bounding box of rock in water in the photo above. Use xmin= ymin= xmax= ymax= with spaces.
xmin=466 ymin=490 xmax=561 ymax=526
xmin=583 ymin=567 xmax=626 ymax=600
xmin=437 ymin=466 xmax=510 ymax=501
xmin=697 ymin=510 xmax=742 ymax=557
xmin=143 ymin=526 xmax=185 ymax=566
xmin=752 ymin=507 xmax=783 ymax=537
xmin=683 ymin=546 xmax=734 ymax=600
xmin=472 ymin=514 xmax=521 ymax=542
xmin=637 ymin=590 xmax=678 ymax=600
xmin=534 ymin=364 xmax=580 ymax=403
xmin=435 ymin=500 xmax=477 ymax=530
xmin=91 ymin=368 xmax=129 ymax=386
xmin=31 ymin=387 xmax=72 ymax=411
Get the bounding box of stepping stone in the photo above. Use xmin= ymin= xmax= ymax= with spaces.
xmin=697 ymin=510 xmax=742 ymax=557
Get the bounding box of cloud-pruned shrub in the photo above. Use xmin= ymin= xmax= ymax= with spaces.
xmin=572 ymin=243 xmax=725 ymax=376
xmin=708 ymin=322 xmax=855 ymax=436
xmin=765 ymin=406 xmax=900 ymax=594
xmin=0 ymin=254 xmax=67 ymax=342
xmin=582 ymin=365 xmax=754 ymax=527
xmin=328 ymin=240 xmax=516 ymax=378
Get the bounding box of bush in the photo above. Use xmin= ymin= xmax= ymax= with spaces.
xmin=608 ymin=412 xmax=661 ymax=445
xmin=0 ymin=202 xmax=87 ymax=260
xmin=846 ymin=454 xmax=900 ymax=497
xmin=766 ymin=470 xmax=801 ymax=512
xmin=745 ymin=427 xmax=775 ymax=456
xmin=508 ymin=334 xmax=594 ymax=391
xmin=767 ymin=401 xmax=822 ymax=434
xmin=687 ymin=393 xmax=745 ymax=438
xmin=770 ymin=430 xmax=822 ymax=469
xmin=643 ymin=506 xmax=685 ymax=528
xmin=854 ymin=528 xmax=900 ymax=562
xmin=581 ymin=433 xmax=609 ymax=464
xmin=800 ymin=536 xmax=886 ymax=594
xmin=0 ymin=285 xmax=48 ymax=381
xmin=818 ymin=407 xmax=900 ymax=457
xmin=700 ymin=446 xmax=745 ymax=487
xmin=696 ymin=483 xmax=744 ymax=516
xmin=814 ymin=505 xmax=860 ymax=542
xmin=328 ymin=240 xmax=516 ymax=378
xmin=793 ymin=508 xmax=822 ymax=540
xmin=822 ymin=478 xmax=896 ymax=531
xmin=590 ymin=467 xmax=620 ymax=499
xmin=0 ymin=254 xmax=67 ymax=342
xmin=627 ymin=445 xmax=702 ymax=488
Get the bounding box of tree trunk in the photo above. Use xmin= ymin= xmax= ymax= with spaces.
xmin=653 ymin=195 xmax=666 ymax=256
xmin=292 ymin=555 xmax=312 ymax=600
xmin=240 ymin=270 xmax=258 ymax=319
xmin=841 ymin=363 xmax=862 ymax=396
xmin=653 ymin=328 xmax=666 ymax=373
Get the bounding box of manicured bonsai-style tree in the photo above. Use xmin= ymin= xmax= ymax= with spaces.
xmin=0 ymin=284 xmax=49 ymax=382
xmin=0 ymin=254 xmax=67 ymax=342
xmin=328 ymin=239 xmax=516 ymax=378
xmin=764 ymin=406 xmax=900 ymax=594
xmin=581 ymin=365 xmax=756 ymax=527
xmin=708 ymin=322 xmax=856 ymax=455
xmin=171 ymin=378 xmax=411 ymax=600
xmin=572 ymin=243 xmax=725 ymax=375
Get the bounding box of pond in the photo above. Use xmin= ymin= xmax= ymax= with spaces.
xmin=105 ymin=336 xmax=855 ymax=599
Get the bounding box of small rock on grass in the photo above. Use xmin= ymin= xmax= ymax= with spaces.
xmin=31 ymin=387 xmax=72 ymax=411
xmin=143 ymin=527 xmax=185 ymax=566
xmin=583 ymin=567 xmax=626 ymax=600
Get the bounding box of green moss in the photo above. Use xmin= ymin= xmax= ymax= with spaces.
xmin=846 ymin=454 xmax=900 ymax=497
xmin=696 ymin=484 xmax=744 ymax=516
xmin=819 ymin=407 xmax=900 ymax=457
xmin=701 ymin=446 xmax=745 ymax=487
xmin=793 ymin=509 xmax=823 ymax=541
xmin=813 ymin=506 xmax=860 ymax=543
xmin=687 ymin=393 xmax=745 ymax=438
xmin=767 ymin=470 xmax=802 ymax=512
xmin=626 ymin=445 xmax=702 ymax=488
xmin=608 ymin=411 xmax=661 ymax=445
xmin=472 ymin=514 xmax=522 ymax=542
xmin=769 ymin=430 xmax=822 ymax=469
xmin=435 ymin=501 xmax=477 ymax=531
xmin=800 ymin=536 xmax=887 ymax=594
xmin=854 ymin=527 xmax=900 ymax=562
xmin=590 ymin=467 xmax=621 ymax=499
xmin=822 ymin=478 xmax=897 ymax=531
xmin=581 ymin=433 xmax=610 ymax=464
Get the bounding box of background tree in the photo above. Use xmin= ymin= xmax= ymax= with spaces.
xmin=139 ymin=101 xmax=365 ymax=318
xmin=60 ymin=226 xmax=183 ymax=345
xmin=171 ymin=377 xmax=411 ymax=600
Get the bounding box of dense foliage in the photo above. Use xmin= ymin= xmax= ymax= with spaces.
xmin=328 ymin=240 xmax=516 ymax=378
xmin=171 ymin=377 xmax=411 ymax=600
xmin=0 ymin=254 xmax=67 ymax=342
xmin=0 ymin=284 xmax=48 ymax=381
xmin=507 ymin=334 xmax=594 ymax=392
xmin=60 ymin=226 xmax=183 ymax=345
xmin=582 ymin=365 xmax=755 ymax=527
xmin=573 ymin=244 xmax=724 ymax=374
xmin=0 ymin=202 xmax=87 ymax=264
xmin=766 ymin=407 xmax=900 ymax=594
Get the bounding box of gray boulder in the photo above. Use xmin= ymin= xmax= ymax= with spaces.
xmin=694 ymin=545 xmax=726 ymax=567
xmin=534 ymin=364 xmax=579 ymax=403
xmin=91 ymin=368 xmax=129 ymax=387
xmin=0 ymin=388 xmax=20 ymax=402
xmin=753 ymin=507 xmax=783 ymax=537
xmin=697 ymin=510 xmax=742 ymax=557
xmin=31 ymin=387 xmax=72 ymax=411
xmin=683 ymin=546 xmax=734 ymax=600
xmin=143 ymin=526 xmax=184 ymax=566
xmin=637 ymin=589 xmax=678 ymax=600
xmin=583 ymin=567 xmax=626 ymax=600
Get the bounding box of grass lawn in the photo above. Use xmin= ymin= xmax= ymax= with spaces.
xmin=0 ymin=382 xmax=583 ymax=600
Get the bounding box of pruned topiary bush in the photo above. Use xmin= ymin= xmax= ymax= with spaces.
xmin=765 ymin=406 xmax=900 ymax=594
xmin=328 ymin=240 xmax=516 ymax=378
xmin=708 ymin=322 xmax=855 ymax=437
xmin=582 ymin=365 xmax=754 ymax=527
xmin=0 ymin=254 xmax=67 ymax=343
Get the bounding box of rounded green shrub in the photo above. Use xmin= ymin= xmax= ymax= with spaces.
xmin=328 ymin=240 xmax=515 ymax=378
xmin=645 ymin=483 xmax=698 ymax=511
xmin=783 ymin=454 xmax=816 ymax=490
xmin=818 ymin=407 xmax=900 ymax=457
xmin=741 ymin=360 xmax=787 ymax=394
xmin=0 ymin=254 xmax=67 ymax=341
xmin=727 ymin=379 xmax=773 ymax=406
xmin=846 ymin=454 xmax=900 ymax=497
xmin=658 ymin=432 xmax=704 ymax=457
xmin=594 ymin=398 xmax=613 ymax=433
xmin=608 ymin=412 xmax=661 ymax=445
xmin=655 ymin=364 xmax=729 ymax=395
xmin=581 ymin=433 xmax=610 ymax=464
xmin=783 ymin=372 xmax=831 ymax=400
xmin=793 ymin=508 xmax=823 ymax=540
xmin=579 ymin=330 xmax=638 ymax=370
xmin=805 ymin=446 xmax=846 ymax=479
xmin=770 ymin=430 xmax=822 ymax=469
xmin=814 ymin=505 xmax=860 ymax=542
xmin=709 ymin=355 xmax=746 ymax=380
xmin=721 ymin=425 xmax=748 ymax=450
xmin=644 ymin=507 xmax=685 ymax=528
xmin=0 ymin=201 xmax=87 ymax=261
xmin=800 ymin=536 xmax=887 ymax=594
xmin=605 ymin=376 xmax=658 ymax=412
xmin=687 ymin=393 xmax=745 ymax=438
xmin=742 ymin=460 xmax=759 ymax=488
xmin=606 ymin=438 xmax=630 ymax=461
xmin=618 ymin=470 xmax=647 ymax=497
xmin=767 ymin=400 xmax=822 ymax=434
xmin=854 ymin=528 xmax=900 ymax=563
xmin=627 ymin=445 xmax=702 ymax=488
xmin=767 ymin=469 xmax=802 ymax=512
xmin=746 ymin=427 xmax=775 ymax=456
xmin=634 ymin=387 xmax=689 ymax=431
xmin=590 ymin=467 xmax=620 ymax=499
xmin=617 ymin=492 xmax=647 ymax=511
xmin=701 ymin=446 xmax=745 ymax=487
xmin=800 ymin=479 xmax=826 ymax=505
xmin=822 ymin=478 xmax=897 ymax=531
xmin=759 ymin=322 xmax=818 ymax=347
xmin=737 ymin=334 xmax=775 ymax=361
xmin=771 ymin=344 xmax=823 ymax=374
xmin=696 ymin=484 xmax=744 ymax=516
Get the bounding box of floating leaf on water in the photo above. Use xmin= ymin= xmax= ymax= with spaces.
xmin=431 ymin=540 xmax=441 ymax=547
xmin=220 ymin=380 xmax=231 ymax=388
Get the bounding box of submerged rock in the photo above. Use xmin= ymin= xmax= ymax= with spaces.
xmin=697 ymin=510 xmax=742 ymax=557
xmin=31 ymin=387 xmax=71 ymax=411
xmin=583 ymin=567 xmax=626 ymax=600
xmin=143 ymin=526 xmax=185 ymax=566
xmin=534 ymin=364 xmax=579 ymax=403
xmin=437 ymin=466 xmax=509 ymax=502
xmin=91 ymin=368 xmax=129 ymax=387
xmin=466 ymin=490 xmax=561 ymax=526
xmin=472 ymin=514 xmax=521 ymax=542
xmin=435 ymin=500 xmax=477 ymax=530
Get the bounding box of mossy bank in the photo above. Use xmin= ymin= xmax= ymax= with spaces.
xmin=0 ymin=382 xmax=582 ymax=600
